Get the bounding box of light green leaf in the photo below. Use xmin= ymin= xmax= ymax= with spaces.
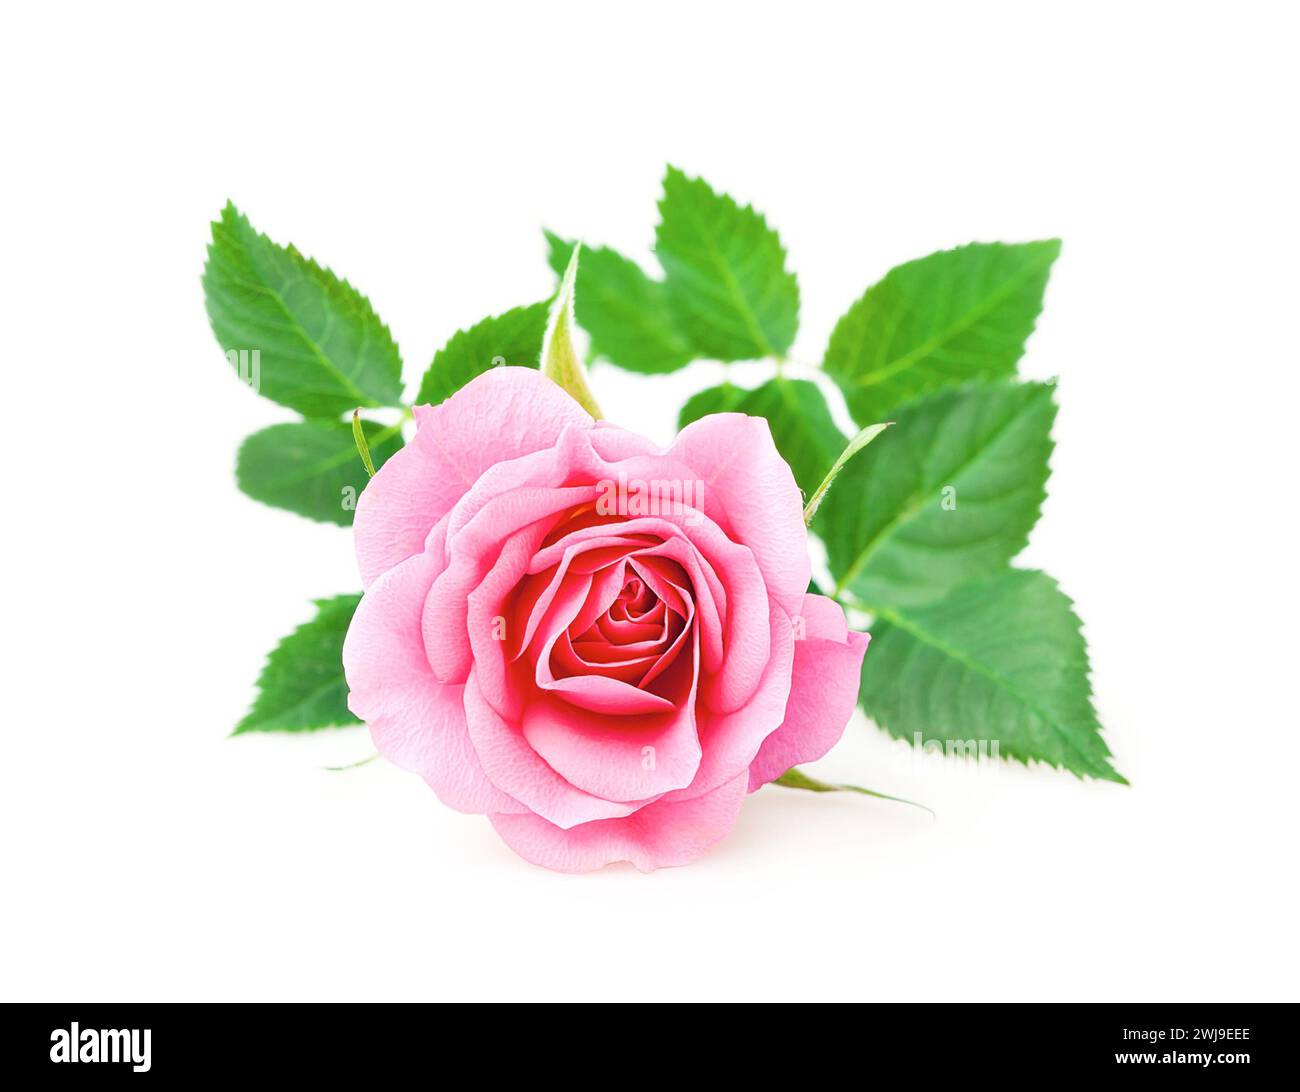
xmin=540 ymin=244 xmax=603 ymax=417
xmin=824 ymin=240 xmax=1060 ymax=425
xmin=415 ymin=300 xmax=550 ymax=406
xmin=859 ymin=570 xmax=1124 ymax=783
xmin=236 ymin=595 xmax=363 ymax=733
xmin=823 ymin=381 xmax=1055 ymax=608
xmin=679 ymin=377 xmax=846 ymax=500
xmin=545 ymin=232 xmax=693 ymax=373
xmin=655 ymin=166 xmax=799 ymax=361
xmin=803 ymin=419 xmax=892 ymax=525
xmin=236 ymin=419 xmax=402 ymax=526
xmin=203 ymin=202 xmax=405 ymax=418
xmin=351 ymin=410 xmax=377 ymax=478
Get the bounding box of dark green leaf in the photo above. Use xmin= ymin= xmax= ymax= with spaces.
xmin=203 ymin=202 xmax=405 ymax=417
xmin=824 ymin=240 xmax=1060 ymax=425
xmin=546 ymin=232 xmax=693 ymax=373
xmin=823 ymin=381 xmax=1055 ymax=608
xmin=236 ymin=419 xmax=402 ymax=526
xmin=860 ymin=570 xmax=1124 ymax=783
xmin=415 ymin=301 xmax=550 ymax=405
xmin=655 ymin=166 xmax=799 ymax=361
xmin=236 ymin=595 xmax=363 ymax=733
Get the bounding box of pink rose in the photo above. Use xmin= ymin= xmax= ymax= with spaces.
xmin=342 ymin=368 xmax=869 ymax=872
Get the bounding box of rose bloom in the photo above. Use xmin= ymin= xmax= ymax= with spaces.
xmin=343 ymin=368 xmax=868 ymax=872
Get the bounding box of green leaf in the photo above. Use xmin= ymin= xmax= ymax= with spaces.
xmin=655 ymin=165 xmax=799 ymax=361
xmin=824 ymin=240 xmax=1060 ymax=425
xmin=415 ymin=300 xmax=550 ymax=405
xmin=540 ymin=244 xmax=603 ymax=417
xmin=236 ymin=595 xmax=363 ymax=733
xmin=236 ymin=419 xmax=402 ymax=526
xmin=679 ymin=377 xmax=845 ymax=500
xmin=203 ymin=202 xmax=405 ymax=418
xmin=823 ymin=380 xmax=1055 ymax=608
xmin=545 ymin=232 xmax=694 ymax=373
xmin=859 ymin=570 xmax=1124 ymax=783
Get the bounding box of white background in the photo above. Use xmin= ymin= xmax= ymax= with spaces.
xmin=2 ymin=1 xmax=1297 ymax=1002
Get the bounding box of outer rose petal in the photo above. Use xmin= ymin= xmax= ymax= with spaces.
xmin=668 ymin=413 xmax=810 ymax=620
xmin=489 ymin=771 xmax=748 ymax=873
xmin=521 ymin=692 xmax=703 ymax=801
xmin=462 ymin=670 xmax=648 ymax=829
xmin=353 ymin=368 xmax=593 ymax=588
xmin=660 ymin=607 xmax=796 ymax=804
xmin=342 ymin=550 xmax=525 ymax=815
xmin=746 ymin=594 xmax=870 ymax=791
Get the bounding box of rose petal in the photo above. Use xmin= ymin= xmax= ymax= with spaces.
xmin=342 ymin=551 xmax=524 ymax=815
xmin=663 ymin=606 xmax=796 ymax=802
xmin=463 ymin=521 xmax=557 ymax=721
xmin=747 ymin=594 xmax=870 ymax=791
xmin=489 ymin=770 xmax=747 ymax=873
xmin=424 ymin=485 xmax=593 ymax=683
xmin=668 ymin=413 xmax=810 ymax=619
xmin=553 ymin=630 xmax=658 ymax=684
xmin=354 ymin=368 xmax=592 ymax=588
xmin=462 ymin=669 xmax=651 ymax=829
xmin=521 ymin=652 xmax=703 ymax=801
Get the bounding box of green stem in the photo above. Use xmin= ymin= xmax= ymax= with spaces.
xmin=324 ymin=752 xmax=380 ymax=772
xmin=773 ymin=766 xmax=935 ymax=818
